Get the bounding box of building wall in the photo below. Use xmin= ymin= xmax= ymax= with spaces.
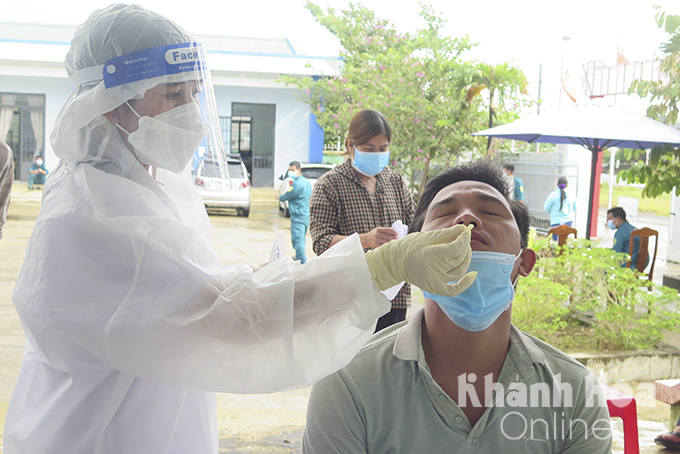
xmin=1 ymin=73 xmax=316 ymax=187
xmin=213 ymin=84 xmax=312 ymax=186
xmin=0 ymin=24 xmax=339 ymax=186
xmin=0 ymin=74 xmax=72 ymax=175
xmin=499 ymin=144 xmax=591 ymax=236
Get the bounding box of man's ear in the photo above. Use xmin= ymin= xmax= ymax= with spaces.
xmin=518 ymin=248 xmax=537 ymax=277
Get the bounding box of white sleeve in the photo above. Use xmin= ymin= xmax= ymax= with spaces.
xmin=13 ymin=166 xmax=390 ymax=393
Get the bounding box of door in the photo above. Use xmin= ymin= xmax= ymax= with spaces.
xmin=1 ymin=93 xmax=45 ymax=181
xmin=231 ymin=103 xmax=275 ymax=187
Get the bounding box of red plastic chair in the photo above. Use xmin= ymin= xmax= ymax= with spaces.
xmin=601 ymin=383 xmax=639 ymax=454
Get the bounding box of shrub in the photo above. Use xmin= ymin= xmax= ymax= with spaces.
xmin=512 ymin=272 xmax=570 ymax=342
xmin=513 ymin=235 xmax=680 ymax=352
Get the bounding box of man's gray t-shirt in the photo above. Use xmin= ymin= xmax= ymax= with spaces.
xmin=303 ymin=309 xmax=611 ymax=454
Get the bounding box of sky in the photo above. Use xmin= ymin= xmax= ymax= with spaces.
xmin=4 ymin=0 xmax=680 ymax=114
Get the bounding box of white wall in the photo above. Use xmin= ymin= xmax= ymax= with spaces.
xmin=213 ymin=84 xmax=310 ymax=186
xmin=501 ymin=145 xmax=593 ymax=236
xmin=0 ymin=74 xmax=72 ymax=174
xmin=1 ymin=71 xmax=313 ymax=187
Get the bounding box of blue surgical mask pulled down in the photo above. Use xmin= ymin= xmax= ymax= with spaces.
xmin=423 ymin=250 xmax=521 ymax=332
xmin=352 ymin=150 xmax=390 ymax=177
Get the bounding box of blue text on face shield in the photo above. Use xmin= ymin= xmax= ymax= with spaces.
xmin=103 ymin=42 xmax=205 ymax=88
xmin=166 ymin=50 xmax=200 ymax=64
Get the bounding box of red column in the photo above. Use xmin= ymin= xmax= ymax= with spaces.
xmin=589 ymin=151 xmax=604 ymax=239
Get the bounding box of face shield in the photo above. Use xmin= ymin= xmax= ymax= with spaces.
xmin=66 ymin=41 xmax=228 ymax=183
xmin=51 ymin=4 xmax=229 ymax=193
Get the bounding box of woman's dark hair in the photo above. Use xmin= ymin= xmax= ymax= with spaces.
xmin=410 ymin=160 xmax=531 ymax=248
xmin=557 ymin=177 xmax=568 ymax=211
xmin=346 ymin=109 xmax=392 ymax=148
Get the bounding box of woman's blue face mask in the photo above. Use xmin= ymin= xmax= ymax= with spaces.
xmin=351 ymin=148 xmax=390 ymax=177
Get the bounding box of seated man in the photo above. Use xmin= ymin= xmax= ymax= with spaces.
xmin=303 ymin=161 xmax=611 ymax=454
xmin=28 ymin=155 xmax=48 ymax=190
xmin=606 ymin=206 xmax=648 ymax=270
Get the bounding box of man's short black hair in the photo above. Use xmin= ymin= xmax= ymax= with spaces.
xmin=607 ymin=206 xmax=627 ymax=221
xmin=411 ymin=160 xmax=531 ymax=248
xmin=289 ymin=161 xmax=302 ymax=170
xmin=502 ymin=164 xmax=514 ymax=173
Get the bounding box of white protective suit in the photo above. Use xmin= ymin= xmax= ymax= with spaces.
xmin=4 ymin=5 xmax=389 ymax=453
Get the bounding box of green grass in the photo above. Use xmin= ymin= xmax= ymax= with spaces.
xmin=599 ymin=182 xmax=671 ymax=216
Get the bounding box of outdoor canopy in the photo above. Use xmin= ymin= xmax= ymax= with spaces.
xmin=473 ymin=104 xmax=680 ymax=239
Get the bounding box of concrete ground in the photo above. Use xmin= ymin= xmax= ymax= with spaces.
xmin=1 ymin=183 xmax=679 ymax=453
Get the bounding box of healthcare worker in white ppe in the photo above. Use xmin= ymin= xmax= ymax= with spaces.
xmin=4 ymin=4 xmax=476 ymax=453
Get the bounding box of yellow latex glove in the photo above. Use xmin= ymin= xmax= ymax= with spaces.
xmin=364 ymin=224 xmax=477 ymax=297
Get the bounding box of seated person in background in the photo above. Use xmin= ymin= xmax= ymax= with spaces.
xmin=606 ymin=206 xmax=648 ymax=270
xmin=303 ymin=160 xmax=611 ymax=454
xmin=28 ymin=155 xmax=48 ymax=190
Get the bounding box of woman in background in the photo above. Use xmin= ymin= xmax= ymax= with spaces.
xmin=544 ymin=176 xmax=577 ymax=240
xmin=310 ymin=109 xmax=415 ymax=331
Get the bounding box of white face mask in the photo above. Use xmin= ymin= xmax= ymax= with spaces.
xmin=36 ymin=160 xmax=43 ymax=166
xmin=116 ymin=102 xmax=208 ymax=174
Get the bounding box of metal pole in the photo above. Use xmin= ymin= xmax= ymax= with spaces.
xmin=608 ymin=148 xmax=616 ymax=208
xmin=669 ymin=186 xmax=677 ymax=261
xmin=559 ymin=36 xmax=571 ymax=109
xmin=535 ymin=64 xmax=543 ymax=153
xmin=559 ymin=54 xmax=564 ymax=109
xmin=537 ymin=64 xmax=542 ymax=115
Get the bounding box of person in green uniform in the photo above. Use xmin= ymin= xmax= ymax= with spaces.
xmin=606 ymin=206 xmax=648 ymax=270
xmin=279 ymin=161 xmax=312 ymax=263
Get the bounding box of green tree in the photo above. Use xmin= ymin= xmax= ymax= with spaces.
xmin=281 ymin=2 xmax=489 ymax=196
xmin=622 ymin=9 xmax=680 ymax=197
xmin=465 ymin=62 xmax=528 ymax=157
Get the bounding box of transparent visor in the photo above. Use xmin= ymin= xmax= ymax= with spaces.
xmin=71 ymin=42 xmax=231 ymax=184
